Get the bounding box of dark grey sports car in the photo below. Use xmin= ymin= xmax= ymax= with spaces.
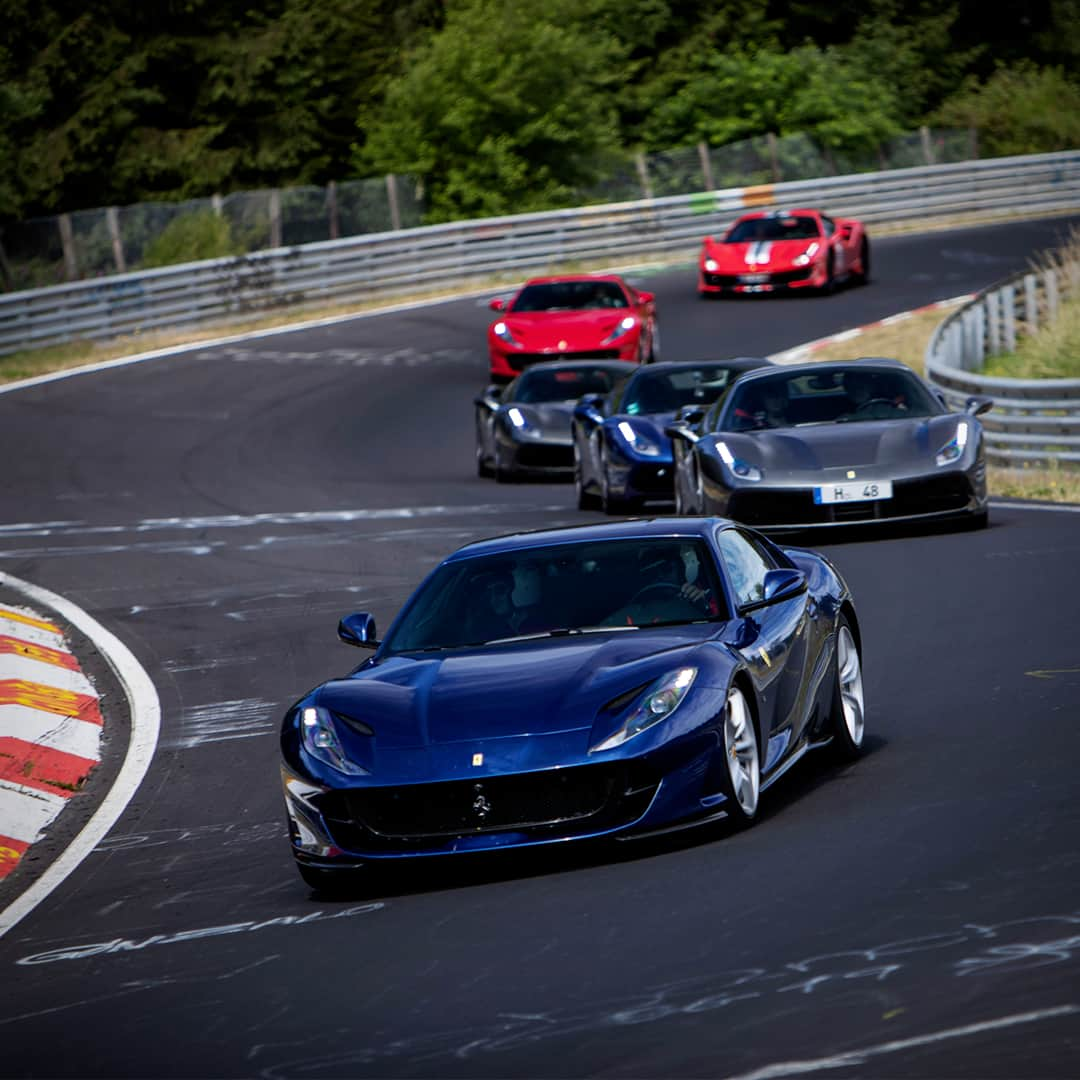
xmin=667 ymin=359 xmax=993 ymax=531
xmin=475 ymin=361 xmax=633 ymax=482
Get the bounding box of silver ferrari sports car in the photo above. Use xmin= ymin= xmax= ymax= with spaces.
xmin=667 ymin=359 xmax=992 ymax=531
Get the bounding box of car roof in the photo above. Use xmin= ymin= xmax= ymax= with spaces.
xmin=445 ymin=517 xmax=734 ymax=562
xmin=626 ymin=356 xmax=773 ymax=375
xmin=731 ymin=357 xmax=914 ymax=385
xmin=519 ymin=273 xmax=626 ymax=286
xmin=735 ymin=207 xmax=822 ymax=221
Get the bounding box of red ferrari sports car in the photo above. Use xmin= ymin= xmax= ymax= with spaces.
xmin=487 ymin=274 xmax=658 ymax=383
xmin=698 ymin=208 xmax=869 ymax=297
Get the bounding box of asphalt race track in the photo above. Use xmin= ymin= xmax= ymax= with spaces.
xmin=1 ymin=216 xmax=1079 ymax=1079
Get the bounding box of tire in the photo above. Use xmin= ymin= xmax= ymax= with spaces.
xmin=853 ymin=237 xmax=871 ymax=286
xmin=494 ymin=444 xmax=515 ymax=484
xmin=821 ymin=254 xmax=836 ymax=295
xmin=476 ymin=421 xmax=494 ymax=478
xmin=575 ymin=458 xmax=598 ymax=511
xmin=722 ymin=683 xmax=760 ymax=824
xmin=829 ymin=616 xmax=865 ymax=760
xmin=599 ymin=449 xmax=629 ymax=515
xmin=645 ymin=322 xmax=660 ymax=363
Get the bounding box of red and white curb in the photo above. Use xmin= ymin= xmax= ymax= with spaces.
xmin=0 ymin=606 xmax=103 ymax=881
xmin=769 ymin=294 xmax=975 ymax=365
xmin=0 ymin=571 xmax=160 ymax=940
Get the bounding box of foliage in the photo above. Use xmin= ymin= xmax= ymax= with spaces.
xmin=140 ymin=210 xmax=239 ymax=268
xmin=355 ymin=0 xmax=626 ymax=221
xmin=932 ymin=64 xmax=1080 ymax=158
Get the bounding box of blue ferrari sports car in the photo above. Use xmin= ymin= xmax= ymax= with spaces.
xmin=280 ymin=518 xmax=865 ymax=891
xmin=572 ymin=358 xmax=772 ymax=514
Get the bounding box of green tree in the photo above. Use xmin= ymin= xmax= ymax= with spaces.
xmin=932 ymin=64 xmax=1080 ymax=157
xmin=356 ymin=0 xmax=627 ymax=220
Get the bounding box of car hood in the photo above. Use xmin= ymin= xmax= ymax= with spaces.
xmin=504 ymin=400 xmax=576 ymax=435
xmin=706 ymin=238 xmax=819 ymax=271
xmin=495 ymin=309 xmax=635 ymax=349
xmin=711 ymin=415 xmax=961 ymax=472
xmin=316 ymin=627 xmax=716 ymax=751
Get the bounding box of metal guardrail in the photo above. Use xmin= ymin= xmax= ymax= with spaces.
xmin=925 ymin=259 xmax=1080 ymax=467
xmin=2 ymin=149 xmax=1079 ymax=357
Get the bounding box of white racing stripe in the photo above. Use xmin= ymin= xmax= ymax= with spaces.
xmin=0 ymin=571 xmax=160 ymax=940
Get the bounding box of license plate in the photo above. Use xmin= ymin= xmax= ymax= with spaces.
xmin=738 ymin=273 xmax=770 ymax=283
xmin=814 ymin=480 xmax=893 ymax=504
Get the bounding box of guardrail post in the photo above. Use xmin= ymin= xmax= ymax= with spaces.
xmin=58 ymin=213 xmax=78 ymax=281
xmin=327 ymin=181 xmax=340 ymax=240
xmin=212 ymin=193 xmax=223 ymax=216
xmin=269 ymin=189 xmax=282 ymax=248
xmin=635 ymin=153 xmax=654 ymax=201
xmin=1024 ymin=273 xmax=1039 ymax=335
xmin=920 ymin=126 xmax=935 ymax=165
xmin=1045 ymin=269 xmax=1059 ymax=322
xmin=385 ymin=174 xmax=402 ymax=231
xmin=106 ymin=207 xmax=126 ymax=274
xmin=986 ymin=292 xmax=1001 ymax=355
xmin=1003 ymin=285 xmax=1017 ymax=351
xmin=697 ymin=143 xmax=715 ymax=192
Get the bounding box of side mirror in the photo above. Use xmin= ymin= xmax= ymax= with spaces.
xmin=676 ymin=405 xmax=706 ymax=425
xmin=664 ymin=420 xmax=698 ymax=444
xmin=338 ymin=612 xmax=379 ymax=649
xmin=474 ymin=384 xmax=503 ymax=406
xmin=703 ymin=236 xmax=713 ymax=244
xmin=965 ymin=396 xmax=993 ymax=417
xmin=489 ymin=297 xmax=506 ymax=312
xmin=637 ymin=290 xmax=655 ymax=305
xmin=577 ymin=392 xmax=604 ymax=414
xmin=760 ymin=568 xmax=807 ymax=604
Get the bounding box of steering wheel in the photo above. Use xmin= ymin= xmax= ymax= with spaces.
xmin=628 ymin=582 xmax=685 ymax=605
xmin=853 ymin=397 xmax=900 ymax=413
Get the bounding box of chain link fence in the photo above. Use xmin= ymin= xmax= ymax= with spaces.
xmin=0 ymin=127 xmax=974 ymax=292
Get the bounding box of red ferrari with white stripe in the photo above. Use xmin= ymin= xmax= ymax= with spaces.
xmin=698 ymin=208 xmax=869 ymax=296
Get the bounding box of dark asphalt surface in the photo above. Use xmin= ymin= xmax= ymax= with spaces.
xmin=0 ymin=216 xmax=1078 ymax=1079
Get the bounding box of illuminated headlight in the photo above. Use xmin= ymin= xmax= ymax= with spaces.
xmin=793 ymin=242 xmax=820 ymax=267
xmin=935 ymin=421 xmax=969 ymax=466
xmin=602 ymin=316 xmax=638 ymax=344
xmin=704 ymin=258 xmax=719 ymax=272
xmin=591 ymin=668 xmax=697 ymax=751
xmin=508 ymin=407 xmax=530 ymax=430
xmin=718 ymin=440 xmax=762 ymax=481
xmin=301 ymin=706 xmax=366 ymax=775
xmin=492 ymin=321 xmax=518 ymax=345
xmin=617 ymin=420 xmax=662 ymax=457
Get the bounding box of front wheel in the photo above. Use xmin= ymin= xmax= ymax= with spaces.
xmin=829 ymin=617 xmax=865 ymax=760
xmin=723 ymin=684 xmax=760 ymax=824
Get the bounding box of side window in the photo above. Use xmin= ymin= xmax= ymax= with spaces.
xmin=715 ymin=528 xmax=774 ymax=608
xmin=820 ymin=215 xmax=835 ymax=237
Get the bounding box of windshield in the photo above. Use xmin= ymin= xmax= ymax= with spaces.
xmin=511 ymin=280 xmax=629 ymax=312
xmin=726 ymin=215 xmax=820 ymax=243
xmin=382 ymin=537 xmax=728 ymax=653
xmin=720 ymin=367 xmax=942 ymax=432
xmin=619 ymin=366 xmax=737 ymax=416
xmin=512 ymin=366 xmax=623 ymax=404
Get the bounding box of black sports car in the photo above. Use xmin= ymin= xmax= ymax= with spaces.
xmin=667 ymin=359 xmax=992 ymax=530
xmin=475 ymin=361 xmax=633 ymax=481
xmin=572 ymin=358 xmax=772 ymax=513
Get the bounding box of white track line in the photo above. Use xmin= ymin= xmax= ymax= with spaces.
xmin=723 ymin=1003 xmax=1080 ymax=1080
xmin=0 ymin=571 xmax=160 ymax=939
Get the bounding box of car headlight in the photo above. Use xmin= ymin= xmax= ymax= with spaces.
xmin=718 ymin=440 xmax=762 ymax=481
xmin=602 ymin=315 xmax=638 ymax=344
xmin=591 ymin=667 xmax=697 ymax=752
xmin=300 ymin=706 xmax=367 ymax=775
xmin=492 ymin=321 xmax=518 ymax=345
xmin=935 ymin=420 xmax=969 ymax=466
xmin=792 ymin=242 xmax=820 ymax=267
xmin=704 ymin=258 xmax=719 ymax=272
xmin=617 ymin=420 xmax=662 ymax=457
xmin=508 ymin=407 xmax=531 ymax=431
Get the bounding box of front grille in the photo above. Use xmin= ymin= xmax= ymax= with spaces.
xmin=516 ymin=444 xmax=574 ymax=469
xmin=314 ymin=762 xmax=658 ymax=849
xmin=629 ymin=463 xmax=674 ymax=494
xmin=704 ymin=268 xmax=814 ymax=287
xmin=507 ymin=350 xmax=621 ymax=372
xmin=728 ymin=473 xmax=974 ymax=527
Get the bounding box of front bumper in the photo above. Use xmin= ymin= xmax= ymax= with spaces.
xmin=698 ymin=264 xmax=821 ymax=295
xmin=488 ymin=344 xmax=638 ymax=381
